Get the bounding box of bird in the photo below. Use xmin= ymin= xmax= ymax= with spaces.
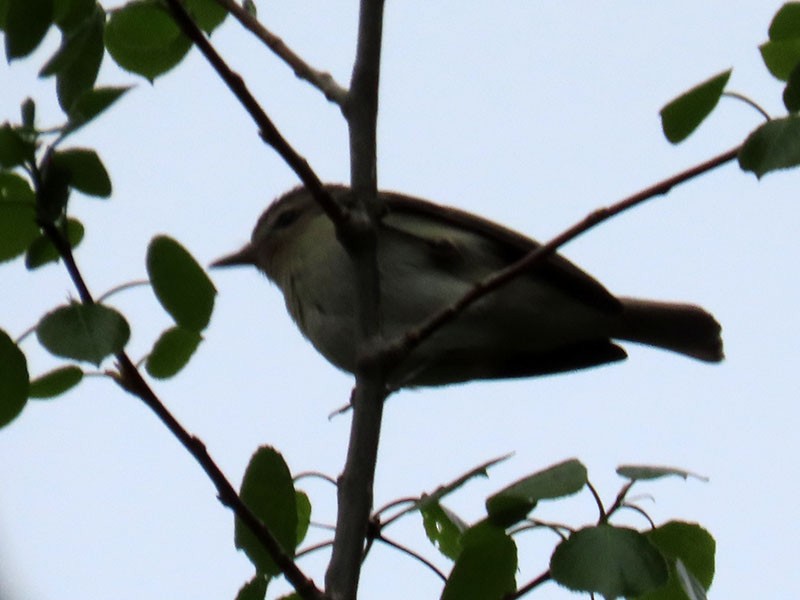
xmin=212 ymin=184 xmax=722 ymax=388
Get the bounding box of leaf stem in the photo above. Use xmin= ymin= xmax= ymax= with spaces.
xmin=95 ymin=279 xmax=150 ymax=303
xmin=376 ymin=534 xmax=447 ymax=582
xmin=723 ymin=91 xmax=771 ymax=121
xmin=504 ymin=569 xmax=552 ymax=599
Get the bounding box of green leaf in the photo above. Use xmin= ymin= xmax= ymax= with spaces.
xmin=235 ymin=575 xmax=268 ymax=600
xmin=660 ymin=70 xmax=731 ymax=143
xmin=235 ymin=446 xmax=297 ymax=576
xmin=739 ymin=115 xmax=800 ymax=178
xmin=145 ymin=326 xmax=202 ymax=379
xmin=54 ymin=6 xmax=105 ymax=112
xmin=28 ymin=365 xmax=83 ymax=398
xmin=783 ymin=61 xmax=800 ymax=112
xmin=550 ymin=525 xmax=668 ymax=599
xmin=40 ymin=8 xmax=94 ymax=75
xmin=486 ymin=458 xmax=587 ymax=527
xmin=616 ymin=465 xmax=708 ymax=483
xmin=0 ymin=124 xmax=34 ymax=168
xmin=768 ymin=3 xmax=800 ymax=41
xmin=105 ymin=0 xmax=192 ymax=80
xmin=421 ymin=500 xmax=467 ymax=561
xmin=0 ymin=171 xmax=35 ymax=203
xmin=760 ymin=39 xmax=800 ymax=81
xmin=36 ymin=303 xmax=130 ymax=365
xmin=25 ymin=218 xmax=84 ymax=269
xmin=21 ymin=97 xmax=36 ymax=129
xmin=675 ymin=559 xmax=708 ymax=600
xmin=53 ymin=0 xmax=95 ymax=31
xmin=441 ymin=522 xmax=517 ymax=600
xmin=761 ymin=5 xmax=800 ymax=81
xmin=243 ymin=0 xmax=256 ymax=18
xmin=637 ymin=521 xmax=715 ymax=600
xmin=4 ymin=0 xmax=53 ymax=59
xmin=0 ymin=0 xmax=8 ymax=30
xmin=53 ymin=148 xmax=111 ymax=197
xmin=65 ymin=86 xmax=131 ymax=135
xmin=184 ymin=0 xmax=227 ymax=34
xmin=0 ymin=329 xmax=29 ymax=428
xmin=147 ymin=236 xmax=216 ymax=331
xmin=0 ymin=172 xmax=39 ymax=263
xmin=295 ymin=490 xmax=311 ymax=546
xmin=764 ymin=41 xmax=800 ymax=80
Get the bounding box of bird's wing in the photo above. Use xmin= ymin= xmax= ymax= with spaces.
xmin=380 ymin=191 xmax=622 ymax=313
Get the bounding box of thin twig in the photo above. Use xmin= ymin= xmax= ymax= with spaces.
xmin=296 ymin=539 xmax=334 ymax=559
xmin=212 ymin=0 xmax=348 ymax=105
xmin=375 ymin=534 xmax=447 ymax=582
xmin=381 ymin=454 xmax=512 ymax=528
xmin=309 ymin=521 xmax=337 ymax=532
xmin=95 ymin=279 xmax=150 ymax=303
xmin=372 ymin=496 xmax=418 ymax=518
xmin=294 ymin=471 xmax=339 ymax=487
xmin=723 ymin=91 xmax=771 ymax=122
xmin=604 ymin=480 xmax=635 ymax=520
xmin=509 ymin=519 xmax=572 ymax=541
xmin=383 ymin=145 xmax=741 ymax=371
xmin=586 ymin=481 xmax=607 ymax=523
xmin=14 ymin=322 xmax=40 ymax=345
xmin=505 ymin=570 xmax=552 ymax=600
xmin=161 ymin=0 xmax=343 ymax=225
xmin=617 ymin=503 xmax=656 ymax=529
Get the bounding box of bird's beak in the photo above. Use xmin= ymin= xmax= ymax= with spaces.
xmin=210 ymin=243 xmax=258 ymax=268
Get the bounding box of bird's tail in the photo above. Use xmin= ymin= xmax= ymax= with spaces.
xmin=615 ymin=297 xmax=723 ymax=362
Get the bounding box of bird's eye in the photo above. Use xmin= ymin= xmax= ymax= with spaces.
xmin=273 ymin=208 xmax=301 ymax=230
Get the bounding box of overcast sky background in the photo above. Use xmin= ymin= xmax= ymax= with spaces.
xmin=1 ymin=2 xmax=798 ymax=599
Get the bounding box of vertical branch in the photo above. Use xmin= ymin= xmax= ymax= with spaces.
xmin=325 ymin=2 xmax=387 ymax=599
xmin=344 ymin=0 xmax=385 ymax=198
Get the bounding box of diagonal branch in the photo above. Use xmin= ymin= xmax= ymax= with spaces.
xmin=162 ymin=0 xmax=344 ymax=225
xmin=38 ymin=223 xmax=325 ymax=600
xmin=382 ymin=145 xmax=742 ymax=373
xmin=379 ymin=454 xmax=512 ymax=528
xmin=212 ymin=0 xmax=348 ymax=105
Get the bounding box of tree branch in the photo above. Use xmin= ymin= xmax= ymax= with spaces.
xmin=325 ymin=2 xmax=387 ymax=600
xmin=383 ymin=145 xmax=741 ymax=372
xmin=38 ymin=223 xmax=325 ymax=600
xmin=212 ymin=0 xmax=348 ymax=105
xmin=505 ymin=570 xmax=552 ymax=600
xmin=162 ymin=0 xmax=344 ymax=225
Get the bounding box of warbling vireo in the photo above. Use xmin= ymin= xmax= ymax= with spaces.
xmin=213 ymin=185 xmax=722 ymax=387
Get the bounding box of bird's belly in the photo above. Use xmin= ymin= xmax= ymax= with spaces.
xmin=284 ymin=260 xmax=612 ymax=378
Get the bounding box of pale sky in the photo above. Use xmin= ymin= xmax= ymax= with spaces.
xmin=1 ymin=3 xmax=797 ymax=599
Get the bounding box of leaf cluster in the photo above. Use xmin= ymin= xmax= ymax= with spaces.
xmin=411 ymin=460 xmax=714 ymax=600
xmin=229 ymin=453 xmax=715 ymax=600
xmin=660 ymin=2 xmax=800 ymax=177
xmin=0 ymin=0 xmax=231 ymax=426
